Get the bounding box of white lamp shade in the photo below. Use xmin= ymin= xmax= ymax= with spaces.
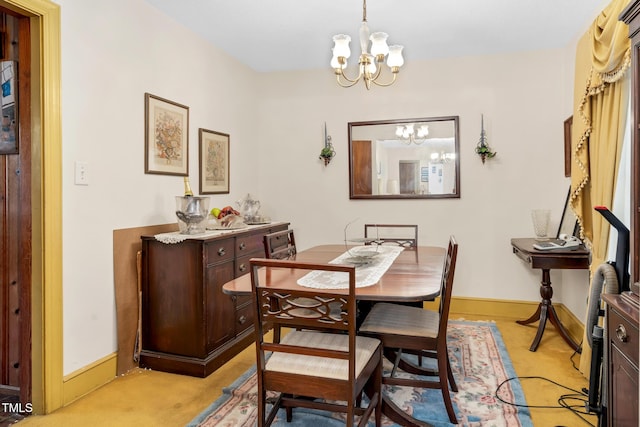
xmin=395 ymin=126 xmax=404 ymax=137
xmin=370 ymin=32 xmax=389 ymax=57
xmin=332 ymin=34 xmax=351 ymax=59
xmin=417 ymin=125 xmax=429 ymax=137
xmin=387 ymin=45 xmax=404 ymax=67
xmin=405 ymin=124 xmax=414 ymax=135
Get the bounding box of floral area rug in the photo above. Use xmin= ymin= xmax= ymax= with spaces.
xmin=186 ymin=320 xmax=533 ymax=427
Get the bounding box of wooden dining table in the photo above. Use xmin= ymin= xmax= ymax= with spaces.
xmin=222 ymin=244 xmax=447 ymax=427
xmin=222 ymin=244 xmax=445 ymax=300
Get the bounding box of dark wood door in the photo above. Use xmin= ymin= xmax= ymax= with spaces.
xmin=352 ymin=140 xmax=372 ymax=195
xmin=0 ymin=11 xmax=31 ymax=406
xmin=399 ymin=161 xmax=419 ymax=194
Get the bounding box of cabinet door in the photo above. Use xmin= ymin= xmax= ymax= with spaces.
xmin=608 ymin=304 xmax=639 ymax=427
xmin=142 ymin=240 xmax=204 ymax=357
xmin=205 ymin=261 xmax=236 ymax=352
xmin=609 ymin=345 xmax=639 ymax=427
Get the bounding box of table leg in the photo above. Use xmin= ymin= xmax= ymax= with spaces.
xmin=382 ymin=395 xmax=433 ymax=427
xmin=516 ymin=268 xmax=580 ymax=352
xmin=547 ymin=303 xmax=581 ymax=353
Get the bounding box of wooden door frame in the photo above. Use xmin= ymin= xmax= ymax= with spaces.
xmin=2 ymin=0 xmax=61 ymax=415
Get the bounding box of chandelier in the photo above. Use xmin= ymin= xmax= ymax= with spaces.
xmin=396 ymin=124 xmax=429 ymax=145
xmin=330 ymin=0 xmax=404 ymax=90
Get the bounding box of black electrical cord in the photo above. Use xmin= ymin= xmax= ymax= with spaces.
xmin=569 ymin=340 xmax=584 ymax=371
xmin=495 ymin=376 xmax=596 ymax=426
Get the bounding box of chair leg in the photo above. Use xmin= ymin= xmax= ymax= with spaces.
xmin=438 ymin=349 xmax=457 ymax=424
xmin=391 ymin=348 xmax=403 ymax=376
xmin=375 ymin=355 xmax=382 ymax=427
xmin=273 ymin=325 xmax=281 ymax=344
xmin=257 ymin=387 xmax=265 ymax=427
xmin=346 ymin=397 xmax=355 ymax=427
xmin=446 ymin=354 xmax=458 ymax=392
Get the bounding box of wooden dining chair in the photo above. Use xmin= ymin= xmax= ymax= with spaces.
xmin=263 ymin=229 xmax=298 ymax=343
xmin=264 ymin=229 xmax=297 ymax=260
xmin=250 ymin=258 xmax=383 ymax=427
xmin=364 ymin=224 xmax=418 ymax=248
xmin=359 ymin=236 xmax=459 ymax=424
xmin=361 ymin=224 xmax=421 ymax=320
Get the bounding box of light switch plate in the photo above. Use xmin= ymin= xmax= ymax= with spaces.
xmin=74 ymin=161 xmax=88 ymax=185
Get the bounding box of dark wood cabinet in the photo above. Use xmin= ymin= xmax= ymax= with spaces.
xmin=602 ymin=293 xmax=639 ymax=427
xmin=139 ymin=222 xmax=288 ymax=377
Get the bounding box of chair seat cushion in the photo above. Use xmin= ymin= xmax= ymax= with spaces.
xmin=266 ymin=331 xmax=380 ymax=380
xmin=359 ymin=302 xmax=439 ymax=338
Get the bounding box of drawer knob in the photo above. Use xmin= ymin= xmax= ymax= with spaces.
xmin=615 ymin=324 xmax=629 ymax=342
xmin=239 ymin=242 xmax=246 ymax=250
xmin=217 ymin=247 xmax=226 ymax=256
xmin=239 ymin=263 xmax=246 ymax=272
xmin=238 ymin=315 xmax=247 ymax=324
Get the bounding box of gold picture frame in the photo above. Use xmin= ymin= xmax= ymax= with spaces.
xmin=199 ymin=128 xmax=230 ymax=194
xmin=563 ymin=115 xmax=572 ymax=178
xmin=144 ymin=93 xmax=189 ymax=176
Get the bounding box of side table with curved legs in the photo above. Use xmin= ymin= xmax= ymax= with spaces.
xmin=511 ymin=238 xmax=590 ymax=352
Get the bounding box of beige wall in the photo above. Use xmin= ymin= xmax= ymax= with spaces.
xmin=255 ymin=49 xmax=586 ymax=311
xmin=57 ymin=0 xmax=593 ymax=374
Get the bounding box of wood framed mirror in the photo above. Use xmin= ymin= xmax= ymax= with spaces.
xmin=348 ymin=116 xmax=460 ymax=199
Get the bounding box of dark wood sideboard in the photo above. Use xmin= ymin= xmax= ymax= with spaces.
xmin=139 ymin=222 xmax=289 ymax=377
xmin=602 ymin=293 xmax=638 ymax=427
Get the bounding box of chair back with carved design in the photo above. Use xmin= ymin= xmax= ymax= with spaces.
xmin=264 ymin=229 xmax=297 ymax=260
xmin=364 ymin=224 xmax=418 ymax=248
xmin=250 ymin=258 xmax=382 ymax=427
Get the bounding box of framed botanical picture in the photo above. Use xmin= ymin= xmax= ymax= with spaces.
xmin=199 ymin=128 xmax=230 ymax=194
xmin=144 ymin=93 xmax=189 ymax=176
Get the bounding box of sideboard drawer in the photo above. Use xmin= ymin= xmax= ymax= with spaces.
xmin=235 ymin=254 xmax=254 ymax=277
xmin=205 ymin=239 xmax=235 ymax=264
xmin=236 ymin=233 xmax=263 ymax=255
xmin=235 ymin=302 xmax=254 ymax=335
xmin=609 ymin=305 xmax=639 ymax=367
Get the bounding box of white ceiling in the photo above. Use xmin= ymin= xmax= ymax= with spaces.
xmin=145 ymin=0 xmax=610 ymax=73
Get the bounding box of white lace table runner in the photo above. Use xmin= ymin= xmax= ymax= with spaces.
xmin=154 ymin=229 xmax=241 ymax=244
xmin=297 ymin=246 xmax=404 ymax=289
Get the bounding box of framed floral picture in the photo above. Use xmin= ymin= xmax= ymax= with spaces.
xmin=144 ymin=93 xmax=189 ymax=176
xmin=199 ymin=128 xmax=230 ymax=194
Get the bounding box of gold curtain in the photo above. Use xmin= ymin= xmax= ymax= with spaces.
xmin=571 ymin=0 xmax=631 ymax=378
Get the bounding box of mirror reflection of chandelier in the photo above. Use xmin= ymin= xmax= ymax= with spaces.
xmin=396 ymin=124 xmax=429 ymax=145
xmin=431 ymin=151 xmax=456 ymax=162
xmin=330 ymin=0 xmax=404 ymax=90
